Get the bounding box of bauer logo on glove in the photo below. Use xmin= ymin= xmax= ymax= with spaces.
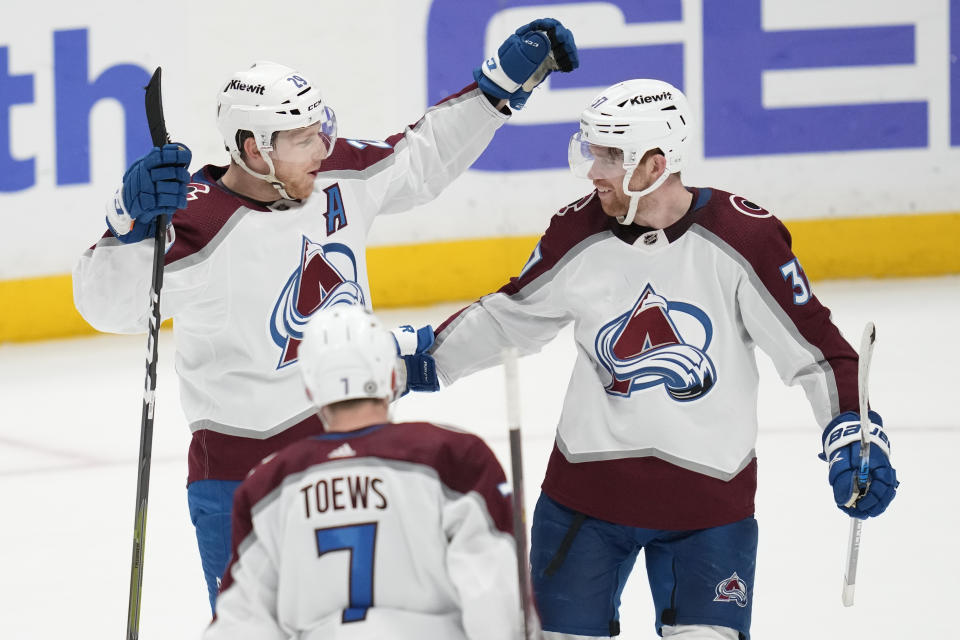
xmin=820 ymin=410 xmax=899 ymax=519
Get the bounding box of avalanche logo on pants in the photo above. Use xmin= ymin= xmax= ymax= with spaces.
xmin=270 ymin=236 xmax=364 ymax=368
xmin=595 ymin=284 xmax=716 ymax=400
xmin=714 ymin=572 xmax=748 ymax=607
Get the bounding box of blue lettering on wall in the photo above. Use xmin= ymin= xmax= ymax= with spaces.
xmin=427 ymin=0 xmax=684 ymax=171
xmin=0 ymin=28 xmax=152 ymax=192
xmin=54 ymin=29 xmax=151 ymax=185
xmin=0 ymin=46 xmax=35 ymax=192
xmin=702 ymin=0 xmax=926 ymax=156
xmin=428 ymin=0 xmax=938 ymax=169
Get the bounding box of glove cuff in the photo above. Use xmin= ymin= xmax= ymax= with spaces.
xmin=390 ymin=325 xmax=435 ymax=356
xmin=822 ymin=410 xmax=890 ymax=461
xmin=479 ymin=52 xmax=522 ymax=94
xmin=105 ymin=187 xmax=135 ymax=238
xmin=405 ymin=354 xmax=440 ymax=392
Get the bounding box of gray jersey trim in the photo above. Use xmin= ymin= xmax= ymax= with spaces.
xmin=89 ymin=235 xmax=126 ymax=251
xmin=434 ymin=230 xmax=613 ymax=351
xmin=556 ymin=433 xmax=756 ymax=482
xmin=86 ymin=205 xmax=255 ymax=273
xmin=688 ymin=224 xmax=841 ymax=416
xmin=509 ymin=230 xmax=614 ymax=302
xmin=318 ymin=89 xmax=490 ymax=183
xmin=166 ymin=206 xmax=256 ymax=273
xmin=189 ymin=406 xmax=317 ymax=438
xmin=83 ymin=233 xmax=156 ymax=260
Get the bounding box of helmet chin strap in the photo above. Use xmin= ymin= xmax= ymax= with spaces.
xmin=231 ymin=148 xmax=296 ymax=201
xmin=617 ymin=164 xmax=670 ymax=225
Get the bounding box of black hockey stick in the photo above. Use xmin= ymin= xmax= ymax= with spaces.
xmin=126 ymin=66 xmax=170 ymax=640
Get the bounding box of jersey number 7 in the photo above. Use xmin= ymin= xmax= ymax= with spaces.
xmin=315 ymin=522 xmax=378 ymax=622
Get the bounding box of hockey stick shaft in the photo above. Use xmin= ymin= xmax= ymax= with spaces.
xmin=126 ymin=66 xmax=170 ymax=640
xmin=503 ymin=347 xmax=532 ymax=639
xmin=841 ymin=321 xmax=876 ymax=607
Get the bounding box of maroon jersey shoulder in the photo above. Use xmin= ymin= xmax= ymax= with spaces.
xmin=507 ymin=191 xmax=612 ymax=292
xmin=690 ymin=187 xmax=794 ymax=264
xmin=435 ymin=191 xmax=609 ymax=335
xmin=689 ymin=187 xmax=806 ymax=313
xmin=320 ymin=137 xmax=397 ymax=173
xmin=690 ymin=187 xmax=859 ymax=413
xmin=238 ymin=422 xmax=512 ymax=534
xmin=319 ymin=83 xmax=482 ymax=174
xmin=164 ymin=164 xmax=266 ymax=265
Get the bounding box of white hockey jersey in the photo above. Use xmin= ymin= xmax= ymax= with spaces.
xmin=203 ymin=421 xmax=521 ymax=640
xmin=73 ymin=84 xmax=507 ymax=482
xmin=432 ymin=188 xmax=860 ymax=530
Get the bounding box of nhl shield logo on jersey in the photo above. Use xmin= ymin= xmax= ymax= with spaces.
xmin=595 ymin=284 xmax=717 ymax=400
xmin=270 ymin=236 xmax=364 ymax=368
xmin=713 ymin=571 xmax=748 ymax=607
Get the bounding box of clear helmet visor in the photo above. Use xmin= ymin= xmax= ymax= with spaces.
xmin=267 ymin=105 xmax=338 ymax=165
xmin=568 ymin=131 xmax=627 ymax=180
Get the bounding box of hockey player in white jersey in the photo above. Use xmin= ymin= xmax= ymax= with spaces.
xmin=403 ymin=80 xmax=900 ymax=639
xmin=204 ymin=305 xmax=521 ymax=640
xmin=72 ymin=21 xmax=578 ymax=614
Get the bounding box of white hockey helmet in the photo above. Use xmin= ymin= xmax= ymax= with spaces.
xmin=298 ymin=305 xmax=399 ymax=411
xmin=216 ymin=61 xmax=337 ymax=198
xmin=568 ymin=79 xmax=692 ymax=224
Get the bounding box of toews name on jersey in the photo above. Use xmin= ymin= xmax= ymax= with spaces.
xmin=300 ymin=474 xmax=388 ymax=516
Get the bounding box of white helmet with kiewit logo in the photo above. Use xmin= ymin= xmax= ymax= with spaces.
xmin=216 ymin=61 xmax=337 ymax=199
xmin=568 ymin=79 xmax=693 ymax=224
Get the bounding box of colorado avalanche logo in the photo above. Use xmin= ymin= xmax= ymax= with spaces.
xmin=595 ymin=284 xmax=716 ymax=400
xmin=270 ymin=236 xmax=364 ymax=368
xmin=185 ymin=182 xmax=210 ymax=201
xmin=714 ymin=572 xmax=748 ymax=608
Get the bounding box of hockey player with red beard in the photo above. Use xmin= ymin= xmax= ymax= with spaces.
xmin=73 ymin=21 xmax=578 ymax=614
xmin=404 ymin=79 xmax=899 ymax=639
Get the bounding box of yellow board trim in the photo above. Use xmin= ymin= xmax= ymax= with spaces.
xmin=2 ymin=212 xmax=958 ymax=343
xmin=788 ymin=212 xmax=960 ymax=279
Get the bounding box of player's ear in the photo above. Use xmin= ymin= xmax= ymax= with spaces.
xmin=644 ymin=148 xmax=666 ymax=175
xmin=242 ymin=136 xmax=263 ymax=160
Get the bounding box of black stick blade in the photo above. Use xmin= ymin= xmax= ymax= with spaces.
xmin=144 ymin=68 xmax=170 ymax=147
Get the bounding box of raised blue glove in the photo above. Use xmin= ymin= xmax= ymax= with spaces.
xmin=474 ymin=17 xmax=579 ymax=110
xmin=820 ymin=410 xmax=899 ymax=519
xmin=390 ymin=325 xmax=440 ymax=395
xmin=518 ymin=18 xmax=579 ymax=73
xmin=106 ymin=143 xmax=192 ymax=243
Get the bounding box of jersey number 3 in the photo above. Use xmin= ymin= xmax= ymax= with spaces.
xmin=779 ymin=258 xmax=811 ymax=305
xmin=315 ymin=522 xmax=378 ymax=622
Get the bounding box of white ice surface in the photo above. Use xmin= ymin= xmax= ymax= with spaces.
xmin=1 ymin=276 xmax=957 ymax=639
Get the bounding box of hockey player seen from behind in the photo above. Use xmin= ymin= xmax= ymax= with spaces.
xmin=203 ymin=305 xmax=522 ymax=640
xmin=72 ymin=20 xmax=578 ymax=615
xmin=400 ymin=79 xmax=900 ymax=639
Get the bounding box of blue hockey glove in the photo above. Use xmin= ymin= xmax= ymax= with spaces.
xmin=390 ymin=325 xmax=440 ymax=395
xmin=518 ymin=18 xmax=579 ymax=73
xmin=820 ymin=410 xmax=899 ymax=519
xmin=106 ymin=143 xmax=192 ymax=243
xmin=474 ymin=17 xmax=578 ymax=110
